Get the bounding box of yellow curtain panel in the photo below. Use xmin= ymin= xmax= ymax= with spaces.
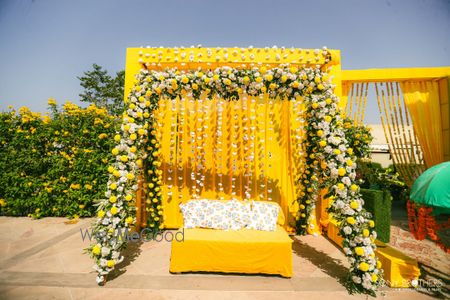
xmin=155 ymin=94 xmax=306 ymax=228
xmin=400 ymin=81 xmax=445 ymax=168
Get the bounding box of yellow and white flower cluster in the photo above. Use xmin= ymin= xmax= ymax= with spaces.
xmin=297 ymin=81 xmax=382 ymax=294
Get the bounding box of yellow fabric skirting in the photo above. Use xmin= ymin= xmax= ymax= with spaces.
xmin=375 ymin=240 xmax=421 ymax=288
xmin=170 ymin=226 xmax=293 ymax=277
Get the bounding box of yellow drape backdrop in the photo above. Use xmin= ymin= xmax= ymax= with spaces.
xmin=154 ymin=94 xmax=306 ymax=229
xmin=400 ymin=81 xmax=444 ymax=168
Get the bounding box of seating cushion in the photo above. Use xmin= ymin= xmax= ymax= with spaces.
xmin=170 ymin=225 xmax=293 ymax=277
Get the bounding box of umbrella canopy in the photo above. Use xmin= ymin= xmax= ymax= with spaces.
xmin=410 ymin=161 xmax=450 ymax=215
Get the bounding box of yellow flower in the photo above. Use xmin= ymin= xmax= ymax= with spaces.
xmin=192 ymin=83 xmax=199 ymax=90
xmin=98 ymin=133 xmax=107 ymax=139
xmin=333 ymin=149 xmax=341 ymax=155
xmin=346 ymin=216 xmax=356 ymax=225
xmin=265 ymin=74 xmax=273 ymax=81
xmin=312 ymin=102 xmax=319 ymax=109
xmin=107 ymin=260 xmax=115 ymax=268
xmin=338 ymin=168 xmax=346 ymax=176
xmin=350 ymin=184 xmax=358 ymax=192
xmin=255 ymin=76 xmax=262 ymax=83
xmin=376 ymin=260 xmax=382 ymax=269
xmin=92 ymin=245 xmax=101 ymax=256
xmin=110 ymin=206 xmax=118 ymax=215
xmin=181 ymin=76 xmax=189 ymax=84
xmin=97 ymin=210 xmax=105 ymax=218
xmin=325 ymin=98 xmax=332 ymax=105
xmin=324 ymin=115 xmax=332 ymax=123
xmin=299 ymin=204 xmax=305 ymax=210
xmin=47 ymin=98 xmax=57 ymax=106
xmin=0 ymin=199 xmax=6 ymax=207
xmin=371 ymin=274 xmax=378 ymax=282
xmin=290 ymin=66 xmax=298 ymax=73
xmin=347 ymin=148 xmax=354 ymax=155
xmin=359 ymin=262 xmax=369 ymax=272
xmin=107 ymin=166 xmax=114 ymax=173
xmin=350 ymin=201 xmax=359 ymax=209
xmin=346 ymin=159 xmax=353 ymax=166
xmin=321 ymin=161 xmax=327 ymax=169
xmin=243 ymin=76 xmax=250 ymax=84
xmin=260 ymin=66 xmax=267 ymax=73
xmin=363 ymin=229 xmax=370 ymax=237
xmin=369 ymin=220 xmax=375 ymax=228
xmin=317 ymin=130 xmax=323 ymax=137
xmin=281 ymin=75 xmax=287 ymax=83
xmin=85 ymin=184 xmax=92 ymax=190
xmin=126 ymin=173 xmax=135 ymax=180
xmin=120 ymin=155 xmax=128 ymax=162
xmin=138 ymin=128 xmax=145 ymax=136
xmin=261 ymin=86 xmax=267 ymax=93
xmin=109 ymin=196 xmax=117 ymax=203
xmin=112 ymin=148 xmax=119 ymax=155
xmin=292 ymin=81 xmax=300 ymax=88
xmin=113 ymin=170 xmax=120 ymax=177
xmin=136 ymin=159 xmax=143 ymax=167
xmin=319 ymin=140 xmax=327 ymax=147
xmin=223 ymin=78 xmax=231 ymax=85
xmin=337 ymin=183 xmax=345 ymax=190
xmin=125 ymin=195 xmax=133 ymax=201
xmin=110 ymin=183 xmax=117 ymax=190
xmin=355 ymin=247 xmax=365 ymax=256
xmin=130 ymin=133 xmax=137 ymax=140
xmin=317 ymin=84 xmax=324 ymax=90
xmin=314 ymin=76 xmax=321 ymax=83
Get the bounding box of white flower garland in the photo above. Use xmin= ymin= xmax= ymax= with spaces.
xmin=88 ymin=62 xmax=382 ymax=295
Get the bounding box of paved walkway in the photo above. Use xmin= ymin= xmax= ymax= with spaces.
xmin=0 ymin=217 xmax=439 ymax=300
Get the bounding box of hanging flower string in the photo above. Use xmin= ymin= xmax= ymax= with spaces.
xmin=88 ymin=61 xmax=382 ymax=295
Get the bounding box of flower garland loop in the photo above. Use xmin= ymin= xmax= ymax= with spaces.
xmin=88 ymin=59 xmax=382 ymax=294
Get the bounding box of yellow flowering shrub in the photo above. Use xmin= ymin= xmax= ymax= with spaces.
xmin=0 ymin=100 xmax=119 ymax=218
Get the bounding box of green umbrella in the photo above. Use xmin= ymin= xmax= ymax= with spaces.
xmin=410 ymin=161 xmax=450 ymax=215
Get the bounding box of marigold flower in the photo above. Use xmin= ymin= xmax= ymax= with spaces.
xmin=355 ymin=247 xmax=365 ymax=256
xmin=358 ymin=262 xmax=369 ymax=272
xmin=346 ymin=216 xmax=356 ymax=225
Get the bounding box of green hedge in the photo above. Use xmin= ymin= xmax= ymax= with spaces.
xmin=361 ymin=188 xmax=391 ymax=243
xmin=0 ymin=101 xmax=119 ymax=218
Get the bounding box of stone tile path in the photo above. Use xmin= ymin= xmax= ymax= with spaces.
xmin=0 ymin=217 xmax=438 ymax=299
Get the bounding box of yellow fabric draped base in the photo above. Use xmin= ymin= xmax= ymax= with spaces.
xmin=155 ymin=94 xmax=306 ymax=229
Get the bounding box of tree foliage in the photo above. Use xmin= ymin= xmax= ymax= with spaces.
xmin=78 ymin=64 xmax=125 ymax=115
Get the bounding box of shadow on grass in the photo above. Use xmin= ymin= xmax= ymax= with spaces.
xmin=291 ymin=236 xmax=353 ymax=293
xmin=107 ymin=240 xmax=143 ymax=282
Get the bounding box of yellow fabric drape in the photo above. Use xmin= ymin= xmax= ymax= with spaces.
xmin=155 ymin=94 xmax=306 ymax=229
xmin=400 ymin=81 xmax=444 ymax=168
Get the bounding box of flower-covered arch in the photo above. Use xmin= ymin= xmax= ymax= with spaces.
xmin=88 ymin=47 xmax=382 ymax=295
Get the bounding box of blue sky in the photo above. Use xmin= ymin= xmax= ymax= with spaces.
xmin=0 ymin=0 xmax=449 ymax=123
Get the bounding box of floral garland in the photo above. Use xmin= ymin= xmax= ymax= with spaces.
xmin=296 ymin=92 xmax=382 ymax=294
xmin=88 ymin=60 xmax=382 ymax=295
